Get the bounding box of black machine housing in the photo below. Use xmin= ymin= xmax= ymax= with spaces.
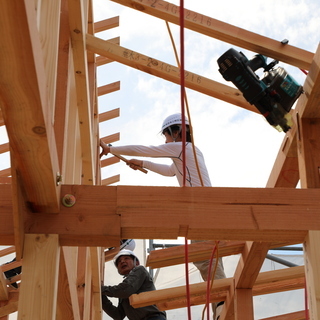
xmin=217 ymin=48 xmax=303 ymax=132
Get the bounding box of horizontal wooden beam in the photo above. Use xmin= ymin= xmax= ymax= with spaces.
xmin=1 ymin=184 xmax=320 ymax=246
xmin=130 ymin=266 xmax=305 ymax=310
xmin=94 ymin=16 xmax=119 ymax=33
xmin=147 ymin=240 xmax=296 ymax=269
xmin=99 ymin=108 xmax=120 ymax=122
xmin=86 ymin=34 xmax=258 ymax=114
xmin=110 ymin=0 xmax=313 ymax=70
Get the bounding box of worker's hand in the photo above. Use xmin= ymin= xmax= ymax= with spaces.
xmin=127 ymin=159 xmax=143 ymax=171
xmin=100 ymin=140 xmax=110 ymax=158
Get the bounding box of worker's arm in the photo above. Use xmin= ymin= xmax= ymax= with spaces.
xmin=101 ymin=295 xmax=125 ymax=320
xmin=102 ymin=266 xmax=147 ymax=298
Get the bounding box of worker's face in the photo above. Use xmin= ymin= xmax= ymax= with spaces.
xmin=164 ymin=131 xmax=176 ymax=143
xmin=116 ymin=255 xmax=137 ymax=275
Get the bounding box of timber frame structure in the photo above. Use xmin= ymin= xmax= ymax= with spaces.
xmin=0 ymin=1 xmax=319 ymax=319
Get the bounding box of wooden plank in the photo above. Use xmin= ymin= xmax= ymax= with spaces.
xmin=147 ymin=240 xmax=246 ymax=268
xmin=235 ymin=289 xmax=254 ymax=320
xmin=18 ymin=234 xmax=60 ymax=320
xmin=0 ymin=292 xmax=19 ymax=318
xmin=235 ymin=241 xmax=270 ymax=288
xmin=110 ymin=0 xmax=313 ymax=70
xmin=54 ymin=0 xmax=71 ymax=173
xmin=0 ymin=1 xmax=60 ymax=213
xmin=2 ymin=184 xmax=320 ymax=245
xmin=56 ymin=248 xmax=78 ymax=320
xmin=90 ymin=247 xmax=103 ymax=320
xmin=100 ymin=156 xmax=120 ymax=167
xmin=260 ymin=310 xmax=306 ymax=320
xmin=94 ymin=16 xmax=119 ymax=33
xmin=146 ymin=240 xmax=300 ymax=269
xmin=67 ymin=0 xmax=95 ymax=185
xmin=267 ymin=43 xmax=320 ymax=188
xmin=86 ymin=34 xmax=258 ymax=113
xmin=38 ymin=0 xmax=61 ymax=120
xmin=101 ymin=133 xmax=120 ymax=145
xmin=130 ymin=266 xmax=305 ymax=310
xmin=101 ymin=175 xmax=120 ymax=186
xmin=99 ymin=109 xmax=120 ymax=122
xmin=0 ymin=169 xmax=11 ymax=178
xmin=0 ymin=143 xmax=9 ymax=154
xmin=97 ymin=81 xmax=121 ymax=96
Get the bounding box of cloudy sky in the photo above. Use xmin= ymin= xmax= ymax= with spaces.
xmin=93 ymin=0 xmax=318 ymax=319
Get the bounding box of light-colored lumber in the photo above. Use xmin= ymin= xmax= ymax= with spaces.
xmin=102 ymin=175 xmax=120 ymax=186
xmin=86 ymin=34 xmax=258 ymax=113
xmin=101 ymin=133 xmax=121 ymax=145
xmin=267 ymin=43 xmax=320 ymax=188
xmin=0 ymin=1 xmax=60 ymax=213
xmin=90 ymin=247 xmax=103 ymax=320
xmin=2 ymin=184 xmax=320 ymax=245
xmin=99 ymin=109 xmax=120 ymax=122
xmin=18 ymin=234 xmax=60 ymax=320
xmin=0 ymin=143 xmax=9 ymax=154
xmin=56 ymin=248 xmax=79 ymax=320
xmin=0 ymin=292 xmax=19 ymax=318
xmin=67 ymin=0 xmax=95 ymax=185
xmin=235 ymin=289 xmax=253 ymax=320
xmin=260 ymin=310 xmax=306 ymax=320
xmin=98 ymin=81 xmax=121 ymax=96
xmin=94 ymin=16 xmax=119 ymax=33
xmin=37 ymin=0 xmax=61 ymax=120
xmin=296 ymin=43 xmax=320 ymax=320
xmin=110 ymin=0 xmax=313 ymax=70
xmin=146 ymin=240 xmax=294 ymax=269
xmin=100 ymin=156 xmax=120 ymax=167
xmin=130 ymin=266 xmax=305 ymax=310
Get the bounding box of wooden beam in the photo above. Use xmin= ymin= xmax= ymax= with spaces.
xmin=260 ymin=310 xmax=306 ymax=320
xmin=146 ymin=240 xmax=293 ymax=269
xmin=86 ymin=34 xmax=258 ymax=113
xmin=67 ymin=0 xmax=95 ymax=185
xmin=97 ymin=81 xmax=121 ymax=96
xmin=0 ymin=292 xmax=19 ymax=318
xmin=129 ymin=266 xmax=305 ymax=310
xmin=110 ymin=0 xmax=313 ymax=70
xmin=101 ymin=175 xmax=120 ymax=186
xmin=1 ymin=184 xmax=320 ymax=246
xmin=18 ymin=234 xmax=60 ymax=320
xmin=99 ymin=108 xmax=120 ymax=122
xmin=267 ymin=43 xmax=320 ymax=188
xmin=0 ymin=1 xmax=60 ymax=213
xmin=0 ymin=143 xmax=9 ymax=154
xmin=101 ymin=133 xmax=120 ymax=145
xmin=94 ymin=16 xmax=119 ymax=33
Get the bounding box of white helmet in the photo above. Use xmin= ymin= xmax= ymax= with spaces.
xmin=120 ymin=239 xmax=136 ymax=251
xmin=113 ymin=249 xmax=139 ymax=267
xmin=161 ymin=113 xmax=189 ymax=132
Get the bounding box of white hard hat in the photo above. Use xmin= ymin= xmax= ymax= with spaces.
xmin=113 ymin=249 xmax=139 ymax=267
xmin=120 ymin=239 xmax=136 ymax=251
xmin=161 ymin=113 xmax=189 ymax=132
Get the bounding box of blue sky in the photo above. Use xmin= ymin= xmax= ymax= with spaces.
xmin=94 ymin=0 xmax=319 ymax=188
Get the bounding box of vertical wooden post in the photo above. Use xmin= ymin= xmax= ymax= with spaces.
xmin=297 ymin=117 xmax=320 ymax=319
xmin=234 ymin=289 xmax=254 ymax=320
xmin=18 ymin=234 xmax=60 ymax=320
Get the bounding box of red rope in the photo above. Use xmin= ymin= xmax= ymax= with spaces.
xmin=180 ymin=3 xmax=191 ymax=318
xmin=300 ymin=68 xmax=308 ymax=75
xmin=184 ymin=237 xmax=192 ymax=319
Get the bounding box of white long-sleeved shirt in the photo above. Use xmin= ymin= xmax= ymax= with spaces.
xmin=110 ymin=142 xmax=211 ymax=187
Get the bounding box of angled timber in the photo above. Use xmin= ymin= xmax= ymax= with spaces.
xmin=110 ymin=0 xmax=313 ymax=70
xmin=0 ymin=1 xmax=60 ymax=213
xmin=86 ymin=34 xmax=258 ymax=113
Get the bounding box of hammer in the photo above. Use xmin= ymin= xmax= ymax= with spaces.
xmin=108 ymin=144 xmax=148 ymax=174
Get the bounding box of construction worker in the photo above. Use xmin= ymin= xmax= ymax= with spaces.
xmin=101 ymin=249 xmax=166 ymax=320
xmin=100 ymin=113 xmax=226 ymax=319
